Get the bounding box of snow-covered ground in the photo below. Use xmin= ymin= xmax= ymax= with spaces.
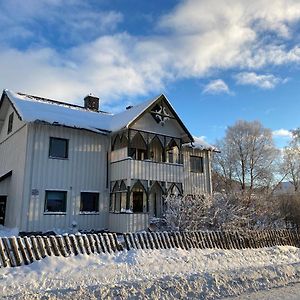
xmin=1 ymin=246 xmax=300 ymax=299
xmin=224 ymin=282 xmax=300 ymax=300
xmin=0 ymin=225 xmax=19 ymax=237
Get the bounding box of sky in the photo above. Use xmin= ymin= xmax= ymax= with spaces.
xmin=1 ymin=0 xmax=300 ymax=148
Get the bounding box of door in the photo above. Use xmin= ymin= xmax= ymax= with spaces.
xmin=0 ymin=196 xmax=7 ymax=226
xmin=132 ymin=192 xmax=144 ymax=213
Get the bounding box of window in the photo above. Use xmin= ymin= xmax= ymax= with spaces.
xmin=190 ymin=156 xmax=204 ymax=173
xmin=49 ymin=137 xmax=68 ymax=159
xmin=45 ymin=191 xmax=67 ymax=213
xmin=7 ymin=112 xmax=14 ymax=134
xmin=80 ymin=192 xmax=99 ymax=213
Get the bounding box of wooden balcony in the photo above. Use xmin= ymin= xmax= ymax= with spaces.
xmin=110 ymin=158 xmax=184 ymax=183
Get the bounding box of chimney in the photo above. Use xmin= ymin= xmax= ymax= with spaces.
xmin=84 ymin=94 xmax=99 ymax=111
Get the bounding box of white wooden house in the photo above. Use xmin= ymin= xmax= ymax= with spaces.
xmin=0 ymin=90 xmax=216 ymax=233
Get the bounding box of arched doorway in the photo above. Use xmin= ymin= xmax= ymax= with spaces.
xmin=149 ymin=181 xmax=164 ymax=217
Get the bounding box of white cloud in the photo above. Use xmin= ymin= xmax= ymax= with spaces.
xmin=272 ymin=129 xmax=293 ymax=138
xmin=235 ymin=72 xmax=287 ymax=89
xmin=1 ymin=0 xmax=300 ymax=105
xmin=202 ymin=80 xmax=230 ymax=95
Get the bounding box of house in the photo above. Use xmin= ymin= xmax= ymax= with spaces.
xmin=0 ymin=90 xmax=216 ymax=233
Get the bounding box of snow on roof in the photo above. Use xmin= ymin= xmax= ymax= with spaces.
xmin=183 ymin=136 xmax=218 ymax=151
xmin=4 ymin=90 xmax=161 ymax=134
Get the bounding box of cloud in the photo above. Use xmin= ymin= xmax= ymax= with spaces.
xmin=0 ymin=1 xmax=123 ymax=47
xmin=272 ymin=129 xmax=293 ymax=138
xmin=202 ymin=80 xmax=230 ymax=95
xmin=235 ymin=72 xmax=287 ymax=89
xmin=1 ymin=0 xmax=300 ymax=106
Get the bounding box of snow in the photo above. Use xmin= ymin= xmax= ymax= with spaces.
xmin=5 ymin=91 xmax=214 ymax=150
xmin=5 ymin=90 xmax=161 ymax=134
xmin=183 ymin=135 xmax=218 ymax=151
xmin=0 ymin=225 xmax=19 ymax=237
xmin=1 ymin=246 xmax=300 ymax=299
xmin=224 ymin=282 xmax=300 ymax=300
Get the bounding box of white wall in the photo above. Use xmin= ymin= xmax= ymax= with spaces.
xmin=111 ymin=158 xmax=184 ymax=184
xmin=0 ymin=101 xmax=28 ymax=228
xmin=182 ymin=148 xmax=212 ymax=195
xmin=23 ymin=124 xmax=110 ymax=232
xmin=131 ymin=113 xmax=185 ymax=139
xmin=108 ymin=213 xmax=149 ymax=233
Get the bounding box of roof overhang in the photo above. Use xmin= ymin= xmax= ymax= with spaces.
xmin=0 ymin=170 xmax=12 ymax=182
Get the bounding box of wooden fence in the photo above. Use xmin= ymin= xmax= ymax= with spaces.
xmin=0 ymin=233 xmax=122 ymax=268
xmin=123 ymin=229 xmax=300 ymax=250
xmin=1 ymin=229 xmax=300 ymax=268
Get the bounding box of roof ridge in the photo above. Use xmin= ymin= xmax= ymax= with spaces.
xmin=16 ymin=92 xmax=110 ymax=114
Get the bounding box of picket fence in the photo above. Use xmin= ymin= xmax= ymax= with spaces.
xmin=0 ymin=229 xmax=299 ymax=268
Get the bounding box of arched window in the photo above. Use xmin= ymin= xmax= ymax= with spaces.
xmin=129 ymin=132 xmax=148 ymax=160
xmin=110 ymin=180 xmax=127 ymax=213
xmin=149 ymin=136 xmax=164 ymax=162
xmin=166 ymin=139 xmax=180 ymax=164
xmin=112 ymin=134 xmax=128 ymax=151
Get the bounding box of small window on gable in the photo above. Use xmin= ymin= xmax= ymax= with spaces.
xmin=7 ymin=112 xmax=14 ymax=134
xmin=190 ymin=156 xmax=204 ymax=173
xmin=49 ymin=137 xmax=68 ymax=159
xmin=80 ymin=192 xmax=99 ymax=213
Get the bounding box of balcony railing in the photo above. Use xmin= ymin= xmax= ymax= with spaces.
xmin=110 ymin=158 xmax=184 ymax=183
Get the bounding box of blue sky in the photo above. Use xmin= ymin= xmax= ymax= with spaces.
xmin=1 ymin=0 xmax=300 ymax=147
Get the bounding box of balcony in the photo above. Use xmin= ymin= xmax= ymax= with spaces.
xmin=110 ymin=157 xmax=184 ymax=183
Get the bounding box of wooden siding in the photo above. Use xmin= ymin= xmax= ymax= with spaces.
xmin=182 ymin=148 xmax=212 ymax=194
xmin=131 ymin=112 xmax=185 ymax=139
xmin=0 ymin=100 xmax=26 ymax=142
xmin=23 ymin=124 xmax=110 ymax=232
xmin=108 ymin=213 xmax=149 ymax=233
xmin=110 ymin=158 xmax=184 ymax=183
xmin=0 ymin=123 xmax=28 ymax=228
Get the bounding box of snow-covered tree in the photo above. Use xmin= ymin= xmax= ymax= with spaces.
xmin=163 ymin=192 xmax=285 ymax=231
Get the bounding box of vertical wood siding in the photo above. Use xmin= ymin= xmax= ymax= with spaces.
xmin=25 ymin=124 xmax=110 ymax=232
xmin=182 ymin=148 xmax=212 ymax=194
xmin=108 ymin=213 xmax=149 ymax=233
xmin=111 ymin=159 xmax=184 ymax=183
xmin=0 ymin=124 xmax=28 ymax=228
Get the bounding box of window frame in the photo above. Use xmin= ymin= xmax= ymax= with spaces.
xmin=80 ymin=192 xmax=100 ymax=214
xmin=190 ymin=155 xmax=204 ymax=173
xmin=7 ymin=112 xmax=14 ymax=134
xmin=49 ymin=137 xmax=69 ymax=159
xmin=44 ymin=190 xmax=67 ymax=214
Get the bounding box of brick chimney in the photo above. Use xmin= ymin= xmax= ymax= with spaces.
xmin=84 ymin=94 xmax=99 ymax=111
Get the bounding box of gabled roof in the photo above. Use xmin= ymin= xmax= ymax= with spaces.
xmin=1 ymin=90 xmax=213 ymax=147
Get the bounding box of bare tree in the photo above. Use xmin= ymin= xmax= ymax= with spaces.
xmin=282 ymin=129 xmax=300 ymax=192
xmin=213 ymin=120 xmax=279 ymax=198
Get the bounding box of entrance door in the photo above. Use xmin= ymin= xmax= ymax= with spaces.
xmin=0 ymin=196 xmax=7 ymax=225
xmin=132 ymin=192 xmax=143 ymax=213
